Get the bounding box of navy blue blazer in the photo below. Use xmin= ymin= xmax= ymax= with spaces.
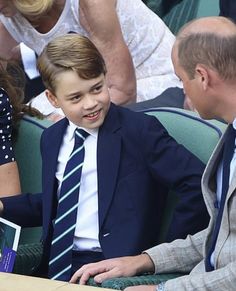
xmin=2 ymin=104 xmax=209 ymax=276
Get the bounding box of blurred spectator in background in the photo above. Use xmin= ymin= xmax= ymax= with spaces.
xmin=0 ymin=0 xmax=182 ymax=117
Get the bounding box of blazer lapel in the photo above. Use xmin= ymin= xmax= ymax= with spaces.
xmin=215 ymin=131 xmax=236 ymax=262
xmin=202 ymin=130 xmax=226 ymax=251
xmin=202 ymin=129 xmax=228 ymax=215
xmin=203 ymin=126 xmax=235 ymax=263
xmin=97 ymin=104 xmax=121 ymax=229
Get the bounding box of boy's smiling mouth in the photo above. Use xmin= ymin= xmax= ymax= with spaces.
xmin=84 ymin=109 xmax=101 ymax=120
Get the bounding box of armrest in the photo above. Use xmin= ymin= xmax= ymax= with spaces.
xmin=86 ymin=273 xmax=184 ymax=290
xmin=13 ymin=242 xmax=43 ymax=275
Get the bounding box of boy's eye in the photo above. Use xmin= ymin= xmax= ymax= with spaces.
xmin=71 ymin=95 xmax=81 ymax=101
xmin=92 ymin=85 xmax=102 ymax=93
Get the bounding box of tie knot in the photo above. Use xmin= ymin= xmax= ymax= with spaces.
xmin=74 ymin=128 xmax=89 ymax=145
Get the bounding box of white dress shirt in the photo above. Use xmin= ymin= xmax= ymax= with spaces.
xmin=56 ymin=121 xmax=101 ymax=252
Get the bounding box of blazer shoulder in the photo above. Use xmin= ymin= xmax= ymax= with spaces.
xmin=42 ymin=118 xmax=67 ymax=136
xmin=108 ymin=105 xmax=166 ymax=146
xmin=115 ymin=105 xmax=162 ymax=129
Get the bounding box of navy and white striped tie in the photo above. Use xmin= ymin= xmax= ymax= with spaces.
xmin=48 ymin=128 xmax=89 ymax=281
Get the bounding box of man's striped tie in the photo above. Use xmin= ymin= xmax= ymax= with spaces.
xmin=48 ymin=128 xmax=89 ymax=281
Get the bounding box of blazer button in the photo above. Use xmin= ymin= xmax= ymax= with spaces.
xmin=103 ymin=232 xmax=110 ymax=237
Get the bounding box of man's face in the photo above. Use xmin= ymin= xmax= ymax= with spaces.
xmin=172 ymin=45 xmax=214 ymax=120
xmin=47 ymin=71 xmax=111 ymax=130
xmin=0 ymin=0 xmax=17 ymax=17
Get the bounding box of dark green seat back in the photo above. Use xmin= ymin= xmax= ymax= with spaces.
xmin=14 ymin=116 xmax=52 ymax=244
xmin=143 ymin=0 xmax=219 ymax=35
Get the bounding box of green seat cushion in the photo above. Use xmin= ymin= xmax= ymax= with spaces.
xmin=145 ymin=107 xmax=226 ymax=165
xmin=86 ymin=273 xmax=183 ymax=290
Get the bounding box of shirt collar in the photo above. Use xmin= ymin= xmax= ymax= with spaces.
xmin=232 ymin=118 xmax=236 ymax=131
xmin=68 ymin=120 xmax=98 ymax=141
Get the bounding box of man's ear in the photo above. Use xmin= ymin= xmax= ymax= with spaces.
xmin=45 ymin=89 xmax=60 ymax=108
xmin=195 ymin=64 xmax=209 ymax=91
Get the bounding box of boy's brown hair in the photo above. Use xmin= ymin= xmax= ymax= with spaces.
xmin=37 ymin=34 xmax=107 ymax=94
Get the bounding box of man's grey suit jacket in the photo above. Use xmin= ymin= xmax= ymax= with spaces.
xmin=146 ymin=125 xmax=236 ymax=290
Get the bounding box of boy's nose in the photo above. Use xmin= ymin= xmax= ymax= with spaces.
xmin=83 ymin=95 xmax=98 ymax=109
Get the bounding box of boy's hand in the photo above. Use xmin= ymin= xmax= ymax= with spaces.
xmin=70 ymin=253 xmax=154 ymax=285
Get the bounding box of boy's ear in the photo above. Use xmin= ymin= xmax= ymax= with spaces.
xmin=45 ymin=89 xmax=60 ymax=108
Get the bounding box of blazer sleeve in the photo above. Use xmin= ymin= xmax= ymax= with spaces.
xmin=145 ymin=229 xmax=206 ymax=274
xmin=164 ymin=261 xmax=236 ymax=290
xmin=142 ymin=116 xmax=209 ymax=241
xmin=1 ymin=192 xmax=42 ymax=227
xmin=146 ymin=216 xmax=236 ymax=289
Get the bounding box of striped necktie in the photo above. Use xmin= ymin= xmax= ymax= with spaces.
xmin=48 ymin=128 xmax=89 ymax=281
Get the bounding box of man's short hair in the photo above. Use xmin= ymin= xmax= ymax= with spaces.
xmin=176 ymin=31 xmax=236 ymax=80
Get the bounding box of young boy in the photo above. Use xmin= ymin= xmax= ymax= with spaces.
xmin=0 ymin=34 xmax=208 ymax=281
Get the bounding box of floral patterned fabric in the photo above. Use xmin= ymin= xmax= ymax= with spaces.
xmin=0 ymin=0 xmax=181 ymax=102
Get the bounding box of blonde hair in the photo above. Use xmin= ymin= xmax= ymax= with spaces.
xmin=13 ymin=0 xmax=54 ymax=17
xmin=37 ymin=34 xmax=107 ymax=94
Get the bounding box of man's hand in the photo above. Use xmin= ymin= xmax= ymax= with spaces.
xmin=70 ymin=253 xmax=154 ymax=285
